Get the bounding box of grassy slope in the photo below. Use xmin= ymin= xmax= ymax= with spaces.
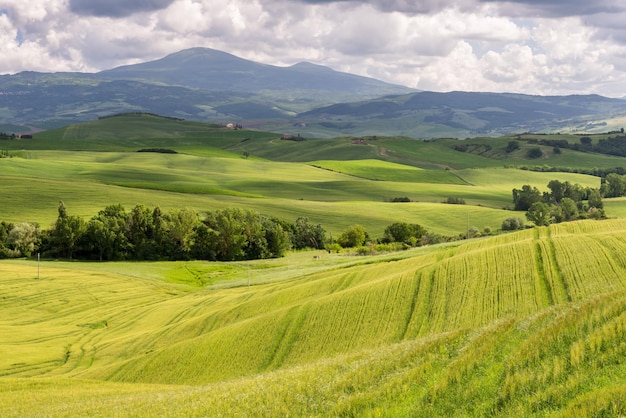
xmin=2 ymin=220 xmax=626 ymax=416
xmin=0 ymin=114 xmax=619 ymax=236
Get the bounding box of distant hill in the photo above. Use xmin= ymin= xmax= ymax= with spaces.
xmin=2 ymin=47 xmax=626 ymax=137
xmin=0 ymin=48 xmax=413 ymax=131
xmin=297 ymin=91 xmax=626 ymax=137
xmin=99 ymin=48 xmax=410 ymax=95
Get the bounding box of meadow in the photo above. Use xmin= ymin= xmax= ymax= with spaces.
xmin=2 ymin=114 xmax=626 ymax=416
xmin=2 ymin=220 xmax=626 ymax=416
xmin=0 ymin=114 xmax=617 ymax=236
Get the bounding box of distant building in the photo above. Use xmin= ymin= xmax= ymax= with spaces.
xmin=19 ymin=134 xmax=33 ymax=139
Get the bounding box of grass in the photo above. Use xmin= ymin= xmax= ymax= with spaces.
xmin=2 ymin=220 xmax=626 ymax=415
xmin=3 ymin=114 xmax=626 ymax=415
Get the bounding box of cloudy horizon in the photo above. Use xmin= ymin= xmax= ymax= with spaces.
xmin=2 ymin=0 xmax=626 ymax=97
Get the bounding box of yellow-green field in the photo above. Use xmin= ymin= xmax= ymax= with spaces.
xmin=3 ymin=115 xmax=626 ymax=416
xmin=0 ymin=150 xmax=610 ymax=237
xmin=2 ymin=219 xmax=626 ymax=416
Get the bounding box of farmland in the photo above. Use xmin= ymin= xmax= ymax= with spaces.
xmin=0 ymin=114 xmax=620 ymax=236
xmin=1 ymin=220 xmax=626 ymax=415
xmin=2 ymin=113 xmax=626 ymax=415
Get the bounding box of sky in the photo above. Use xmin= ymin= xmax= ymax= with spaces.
xmin=2 ymin=0 xmax=626 ymax=97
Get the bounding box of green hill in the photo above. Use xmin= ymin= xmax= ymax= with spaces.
xmin=2 ymin=220 xmax=626 ymax=416
xmin=3 ymin=114 xmax=626 ymax=415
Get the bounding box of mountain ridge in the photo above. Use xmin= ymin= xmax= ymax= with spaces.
xmin=2 ymin=47 xmax=626 ymax=137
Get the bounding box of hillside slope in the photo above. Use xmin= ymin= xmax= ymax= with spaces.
xmin=2 ymin=219 xmax=626 ymax=415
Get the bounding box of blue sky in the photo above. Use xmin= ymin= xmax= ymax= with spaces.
xmin=2 ymin=0 xmax=626 ymax=97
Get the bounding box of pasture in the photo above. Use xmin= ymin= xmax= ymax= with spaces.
xmin=2 ymin=114 xmax=626 ymax=415
xmin=0 ymin=115 xmax=617 ymax=237
xmin=2 ymin=220 xmax=626 ymax=415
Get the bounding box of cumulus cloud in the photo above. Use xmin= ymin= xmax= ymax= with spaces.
xmin=1 ymin=0 xmax=626 ymax=97
xmin=69 ymin=0 xmax=176 ymax=18
xmin=482 ymin=0 xmax=625 ymax=18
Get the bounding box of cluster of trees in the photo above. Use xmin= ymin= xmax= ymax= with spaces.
xmin=0 ymin=132 xmax=16 ymax=140
xmin=0 ymin=203 xmax=327 ymax=261
xmin=512 ymin=180 xmax=605 ymax=227
xmin=518 ymin=133 xmax=626 ymax=158
xmin=1 ymin=203 xmax=445 ymax=261
xmin=600 ymin=173 xmax=626 ymax=198
xmin=325 ymin=221 xmax=444 ymax=254
xmin=443 ymin=197 xmax=466 ymax=205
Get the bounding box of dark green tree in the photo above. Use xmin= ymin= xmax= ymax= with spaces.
xmin=512 ymin=185 xmax=542 ymax=211
xmin=382 ymin=222 xmax=426 ymax=246
xmin=85 ymin=204 xmax=129 ymax=260
xmin=560 ymin=197 xmax=578 ymax=221
xmin=501 ymin=217 xmax=525 ymax=231
xmin=202 ymin=208 xmax=248 ymax=261
xmin=526 ymin=202 xmax=551 ymax=226
xmin=163 ymin=208 xmax=199 ymax=260
xmin=51 ymin=201 xmax=86 ymax=259
xmin=292 ymin=217 xmax=326 ymax=249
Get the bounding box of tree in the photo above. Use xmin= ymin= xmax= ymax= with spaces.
xmin=560 ymin=197 xmax=578 ymax=221
xmin=526 ymin=202 xmax=551 ymax=226
xmin=85 ymin=205 xmax=129 ymax=261
xmin=127 ymin=204 xmax=156 ymax=259
xmin=512 ymin=185 xmax=542 ymax=211
xmin=505 ymin=140 xmax=520 ymax=153
xmin=588 ymin=188 xmax=603 ymax=209
xmin=164 ymin=208 xmax=199 ymax=260
xmin=526 ymin=147 xmax=543 ymax=159
xmin=8 ymin=222 xmax=40 ymax=257
xmin=546 ymin=179 xmax=567 ymax=203
xmin=382 ymin=222 xmax=426 ymax=246
xmin=337 ymin=224 xmax=367 ymax=248
xmin=262 ymin=217 xmax=291 ymax=258
xmin=202 ymin=208 xmax=248 ymax=261
xmin=292 ymin=217 xmax=326 ymax=249
xmin=51 ymin=201 xmax=86 ymax=259
xmin=601 ymin=173 xmax=626 ymax=198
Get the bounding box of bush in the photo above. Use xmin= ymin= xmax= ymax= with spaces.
xmin=444 ymin=197 xmax=466 ymax=205
xmin=502 ymin=217 xmax=525 ymax=231
xmin=527 ymin=147 xmax=543 ymax=159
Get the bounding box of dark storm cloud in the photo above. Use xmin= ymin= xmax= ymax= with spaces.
xmin=69 ymin=0 xmax=176 ymax=18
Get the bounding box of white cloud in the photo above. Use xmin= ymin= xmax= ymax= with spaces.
xmin=1 ymin=0 xmax=626 ymax=97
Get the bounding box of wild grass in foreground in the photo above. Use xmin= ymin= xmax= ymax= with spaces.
xmin=2 ymin=220 xmax=626 ymax=415
xmin=2 ymin=292 xmax=625 ymax=417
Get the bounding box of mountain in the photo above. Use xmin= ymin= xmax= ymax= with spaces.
xmin=99 ymin=48 xmax=410 ymax=94
xmin=0 ymin=48 xmax=413 ymax=132
xmin=296 ymin=91 xmax=626 ymax=137
xmin=2 ymin=47 xmax=626 ymax=137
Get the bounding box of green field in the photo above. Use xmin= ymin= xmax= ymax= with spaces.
xmin=0 ymin=114 xmax=619 ymax=236
xmin=2 ymin=220 xmax=626 ymax=416
xmin=2 ymin=114 xmax=626 ymax=415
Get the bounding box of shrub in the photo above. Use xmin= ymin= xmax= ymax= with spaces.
xmin=527 ymin=147 xmax=543 ymax=159
xmin=502 ymin=217 xmax=525 ymax=231
xmin=444 ymin=197 xmax=466 ymax=205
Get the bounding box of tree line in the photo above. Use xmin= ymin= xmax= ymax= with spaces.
xmin=0 ymin=202 xmax=325 ymax=261
xmin=517 ymin=133 xmax=626 ymax=158
xmin=511 ymin=179 xmax=605 ymax=227
xmin=0 ymin=202 xmax=448 ymax=261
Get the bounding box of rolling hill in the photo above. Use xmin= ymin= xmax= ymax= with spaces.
xmin=2 ymin=114 xmax=626 ymax=415
xmin=2 ymin=220 xmax=626 ymax=416
xmin=3 ymin=47 xmax=626 ymax=138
